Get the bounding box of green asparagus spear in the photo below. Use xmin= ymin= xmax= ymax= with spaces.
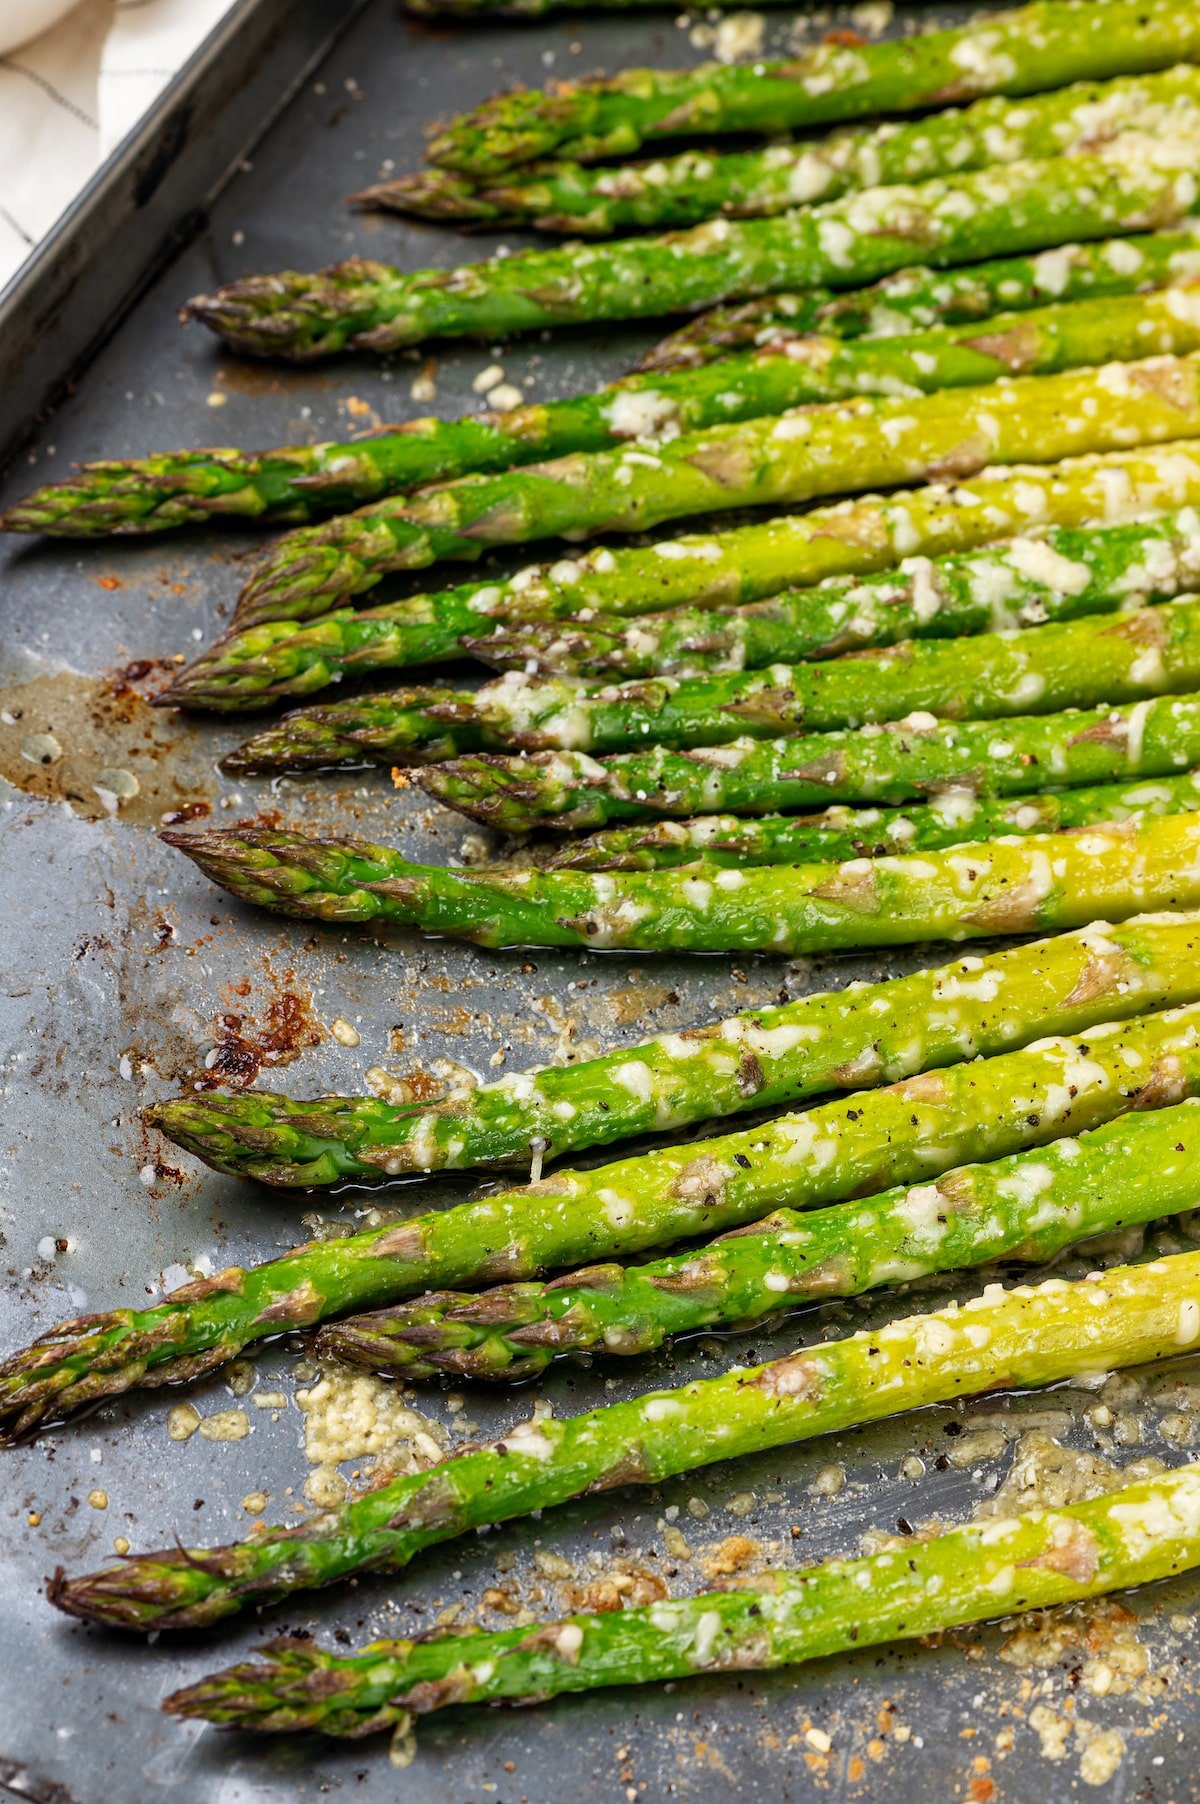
xmin=425 ymin=0 xmax=1200 ymax=171
xmin=320 ymin=1028 xmax=1200 ymax=1379
xmin=224 ymin=597 xmax=1200 ymax=774
xmin=48 ymin=1250 xmax=1200 ymax=1629
xmin=189 ymin=440 xmax=1200 ymax=656
xmin=421 ymin=692 xmax=1200 ymax=832
xmin=546 ymin=768 xmax=1200 ymax=871
xmin=163 ymin=810 xmax=1200 ymax=954
xmin=24 ymin=916 xmax=1194 ymax=1435
xmin=185 ymin=136 xmax=1200 ymax=360
xmin=231 ymin=347 xmax=1200 ymax=622
xmin=471 ymin=509 xmax=1200 ymax=681
xmin=163 ymin=1459 xmax=1200 ymax=1736
xmin=147 ymin=912 xmax=1200 ymax=1187
xmin=366 ymin=69 xmax=1200 ymax=236
xmin=640 ymin=231 xmax=1200 ymax=370
xmin=33 ymin=289 xmax=1200 ymax=546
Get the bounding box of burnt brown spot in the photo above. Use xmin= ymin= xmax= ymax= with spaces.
xmin=1020 ymin=1520 xmax=1100 ymax=1584
xmin=829 ymin=1045 xmax=886 ymax=1087
xmin=810 ymin=511 xmax=891 ymax=553
xmin=395 ymin=1671 xmax=477 ymax=1714
xmin=1061 ymin=950 xmax=1131 ymax=1008
xmin=711 ymin=1631 xmax=774 ymax=1672
xmin=922 ymin=433 xmax=993 ymax=482
xmin=371 ymin=1223 xmax=427 ymax=1262
xmin=167 ymin=1267 xmax=246 ymax=1304
xmin=808 ymin=864 xmax=880 ymax=911
xmin=719 ymin=1210 xmax=793 ymax=1243
xmin=894 ymin=1070 xmax=950 ymax=1105
xmin=932 ymin=1170 xmax=978 ymax=1217
xmin=257 ymin=1280 xmax=323 ymax=1327
xmin=1132 ymin=1053 xmax=1188 ymax=1110
xmin=1102 ymin=607 xmax=1170 ymax=650
xmin=195 ymin=964 xmax=324 ymax=1092
xmin=545 ymin=1262 xmax=626 ymax=1297
xmin=684 ymin=441 xmax=760 ymax=488
xmin=646 ymin=1257 xmax=724 ymax=1296
xmin=1068 ymin=713 xmax=1128 ymax=748
xmin=960 ymin=321 xmax=1042 ymax=371
xmin=670 ymin=1152 xmax=729 ymax=1208
xmin=387 ymin=1469 xmax=460 ymax=1532
xmin=585 ymin=1444 xmax=653 ymax=1493
xmin=753 ymin=1351 xmax=821 ymax=1399
xmin=780 ymin=752 xmax=847 ymax=786
xmin=962 ymin=876 xmax=1047 ymax=932
xmin=1131 ymin=359 xmax=1198 ymax=410
xmin=737 ymin=1050 xmax=765 ymax=1096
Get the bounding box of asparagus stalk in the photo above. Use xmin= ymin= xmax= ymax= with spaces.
xmin=470 ymin=509 xmax=1200 ymax=681
xmin=32 ymin=290 xmax=1200 ymax=546
xmin=546 ymin=767 xmax=1200 ymax=872
xmin=147 ymin=912 xmax=1200 ymax=1187
xmin=422 ymin=692 xmax=1200 ymax=832
xmin=24 ymin=917 xmax=1191 ymax=1437
xmin=367 ymin=69 xmax=1200 ymax=236
xmin=224 ymin=597 xmax=1200 ymax=774
xmin=231 ymin=348 xmax=1200 ymax=622
xmin=48 ymin=1250 xmax=1200 ymax=1629
xmin=164 ymin=1460 xmax=1200 ymax=1736
xmin=185 ymin=136 xmax=1200 ymax=360
xmin=321 ymin=1035 xmax=1200 ymax=1379
xmin=640 ymin=231 xmax=1200 ymax=370
xmin=425 ymin=0 xmax=1200 ymax=171
xmin=185 ymin=442 xmax=1200 ymax=656
xmin=164 ymin=811 xmax=1200 ymax=954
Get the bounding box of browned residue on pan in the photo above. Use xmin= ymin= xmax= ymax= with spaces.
xmin=0 ymin=663 xmax=217 ymax=825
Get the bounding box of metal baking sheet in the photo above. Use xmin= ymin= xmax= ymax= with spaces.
xmin=2 ymin=4 xmax=1200 ymax=1799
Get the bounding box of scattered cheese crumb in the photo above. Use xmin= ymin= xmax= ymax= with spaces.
xmin=330 ymin=1017 xmax=361 ymax=1047
xmin=198 ymin=1408 xmax=250 ymax=1442
xmin=167 ymin=1403 xmax=201 ymax=1442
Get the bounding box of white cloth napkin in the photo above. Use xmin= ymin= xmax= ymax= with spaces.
xmin=0 ymin=0 xmax=235 ymax=291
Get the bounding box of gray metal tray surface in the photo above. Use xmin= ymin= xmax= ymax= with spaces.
xmin=2 ymin=4 xmax=1199 ymax=1800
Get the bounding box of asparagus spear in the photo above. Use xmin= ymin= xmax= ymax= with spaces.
xmin=29 ymin=290 xmax=1200 ymax=547
xmin=422 ymin=692 xmax=1200 ymax=832
xmin=185 ymin=136 xmax=1200 ymax=360
xmin=231 ymin=348 xmax=1200 ymax=622
xmin=192 ymin=441 xmax=1200 ymax=655
xmin=22 ymin=917 xmax=1190 ymax=1437
xmin=641 ymin=231 xmax=1200 ymax=370
xmin=470 ymin=510 xmax=1200 ymax=681
xmin=546 ymin=768 xmax=1200 ymax=872
xmin=320 ymin=1032 xmax=1200 ymax=1379
xmin=163 ymin=810 xmax=1200 ymax=954
xmin=224 ymin=597 xmax=1200 ymax=774
xmin=147 ymin=912 xmax=1200 ymax=1187
xmin=366 ymin=69 xmax=1200 ymax=236
xmin=48 ymin=1250 xmax=1200 ymax=1629
xmin=425 ymin=0 xmax=1200 ymax=172
xmin=170 ymin=450 xmax=1200 ymax=702
xmin=164 ymin=1460 xmax=1200 ymax=1736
